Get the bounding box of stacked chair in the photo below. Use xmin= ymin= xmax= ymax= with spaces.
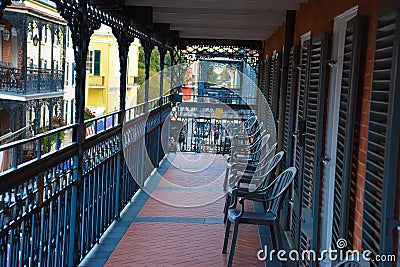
xmin=223 ymin=149 xmax=283 ymax=223
xmin=223 ymin=116 xmax=269 ymax=191
xmin=222 ymin=167 xmax=297 ymax=267
xmin=221 ymin=116 xmax=297 ymax=267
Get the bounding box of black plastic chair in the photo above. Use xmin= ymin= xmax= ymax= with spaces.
xmin=222 ymin=167 xmax=297 ymax=267
xmin=230 ymin=133 xmax=270 ymax=164
xmin=223 ymin=150 xmax=284 ymax=223
xmin=223 ymin=134 xmax=271 ymax=191
xmin=231 ymin=115 xmax=262 ymax=147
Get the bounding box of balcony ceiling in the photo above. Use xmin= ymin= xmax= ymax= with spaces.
xmin=124 ymin=0 xmax=306 ymax=42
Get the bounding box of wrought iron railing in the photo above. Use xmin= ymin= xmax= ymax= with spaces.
xmin=180 ymin=94 xmax=257 ymax=105
xmin=172 ymin=102 xmax=254 ymax=154
xmin=125 ymin=103 xmax=145 ymax=121
xmin=0 ymin=66 xmax=64 ymax=95
xmin=0 ymin=101 xmax=171 ymax=266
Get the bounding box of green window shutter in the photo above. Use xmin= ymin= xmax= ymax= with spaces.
xmin=94 ymin=50 xmax=101 ymax=76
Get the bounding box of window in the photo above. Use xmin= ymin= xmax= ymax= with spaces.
xmin=93 ymin=50 xmax=101 ymax=76
xmin=86 ymin=50 xmax=93 ymax=73
xmin=72 ymin=63 xmax=76 ymax=85
xmin=86 ymin=50 xmax=100 ymax=75
xmin=66 ymin=62 xmax=69 ymax=85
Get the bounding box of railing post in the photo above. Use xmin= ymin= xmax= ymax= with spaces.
xmin=159 ymin=46 xmax=166 ymax=100
xmin=50 ymin=24 xmax=55 ymax=95
xmin=114 ymin=27 xmax=134 ymax=218
xmin=143 ymin=40 xmax=154 ymax=113
xmin=157 ymin=46 xmax=166 ymax=164
xmin=55 ymin=0 xmax=100 ymax=265
xmin=37 ymin=21 xmax=42 ymax=94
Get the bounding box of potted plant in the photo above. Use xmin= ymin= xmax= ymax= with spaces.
xmin=50 ymin=115 xmax=66 ymax=128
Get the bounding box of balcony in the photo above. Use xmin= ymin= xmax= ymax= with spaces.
xmin=0 ymin=0 xmax=399 ymax=266
xmin=88 ymin=75 xmax=105 ymax=87
xmin=0 ymin=65 xmax=64 ymax=96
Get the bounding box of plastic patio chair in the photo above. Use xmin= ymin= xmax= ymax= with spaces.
xmin=222 ymin=167 xmax=297 ymax=267
xmin=223 ymin=150 xmax=284 ymax=223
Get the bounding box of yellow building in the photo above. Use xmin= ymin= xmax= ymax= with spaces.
xmin=86 ymin=24 xmax=140 ymax=116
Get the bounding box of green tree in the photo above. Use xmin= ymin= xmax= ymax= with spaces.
xmin=137 ymin=46 xmax=163 ymax=103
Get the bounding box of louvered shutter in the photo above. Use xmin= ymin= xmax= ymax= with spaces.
xmin=362 ymin=2 xmax=400 ymax=263
xmin=93 ymin=50 xmax=101 ymax=76
xmin=283 ymin=47 xmax=298 ymax=169
xmin=300 ymin=33 xmax=329 ymax=265
xmin=331 ymin=15 xmax=365 ymax=247
xmin=268 ymin=55 xmax=274 ymax=108
xmin=291 ymin=40 xmax=311 ymax=251
xmin=271 ymin=52 xmax=282 ymax=121
xmin=282 ymin=46 xmax=299 ymax=234
xmin=257 ymin=59 xmax=268 ymax=121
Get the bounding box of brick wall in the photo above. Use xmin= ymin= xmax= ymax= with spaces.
xmin=262 ymin=0 xmax=392 ymax=251
xmin=263 ymin=22 xmax=286 ymax=56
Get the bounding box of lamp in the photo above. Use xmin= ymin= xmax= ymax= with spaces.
xmin=2 ymin=28 xmax=10 ymax=41
xmin=33 ymin=34 xmax=39 ymax=46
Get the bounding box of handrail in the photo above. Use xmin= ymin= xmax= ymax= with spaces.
xmin=178 ymin=94 xmax=257 ymax=105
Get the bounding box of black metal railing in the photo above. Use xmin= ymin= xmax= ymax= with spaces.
xmin=0 ymin=100 xmax=171 ymax=266
xmin=180 ymin=94 xmax=256 ymax=105
xmin=0 ymin=66 xmax=64 ymax=95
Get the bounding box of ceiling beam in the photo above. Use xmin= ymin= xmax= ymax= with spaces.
xmin=152 ymin=7 xmax=293 ymax=16
xmin=178 ymin=38 xmax=263 ymax=50
xmin=125 ymin=0 xmax=304 ymax=10
xmin=153 ymin=12 xmax=285 ymax=22
xmin=170 ymin=24 xmax=276 ymax=31
xmin=178 ymin=30 xmax=272 ymax=41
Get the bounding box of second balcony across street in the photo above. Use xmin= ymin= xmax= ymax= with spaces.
xmin=0 ymin=0 xmax=399 ymax=267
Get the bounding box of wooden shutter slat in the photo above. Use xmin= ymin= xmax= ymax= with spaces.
xmin=332 ymin=15 xmax=365 ymax=246
xmin=362 ymin=4 xmax=400 ymax=263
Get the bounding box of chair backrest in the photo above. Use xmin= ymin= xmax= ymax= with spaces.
xmin=265 ymin=167 xmax=297 ymax=216
xmin=248 ymin=122 xmax=264 ymax=142
xmin=244 ymin=115 xmax=258 ymax=135
xmin=249 ymin=149 xmax=283 ymax=192
xmin=260 ymin=151 xmax=284 ymax=188
xmin=254 ymin=141 xmax=276 ymax=169
xmin=250 ymin=134 xmax=271 ymax=162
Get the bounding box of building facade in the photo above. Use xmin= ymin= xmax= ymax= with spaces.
xmin=0 ymin=0 xmax=66 ymax=140
xmin=85 ymin=24 xmax=140 ymax=116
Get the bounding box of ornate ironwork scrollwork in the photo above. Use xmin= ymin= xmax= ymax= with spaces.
xmin=0 ymin=0 xmax=11 ymax=19
xmin=178 ymin=44 xmax=262 ymax=77
xmin=113 ymin=27 xmax=135 ymax=117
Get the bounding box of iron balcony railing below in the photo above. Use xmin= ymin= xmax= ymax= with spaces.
xmin=0 ymin=66 xmax=64 ymax=95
